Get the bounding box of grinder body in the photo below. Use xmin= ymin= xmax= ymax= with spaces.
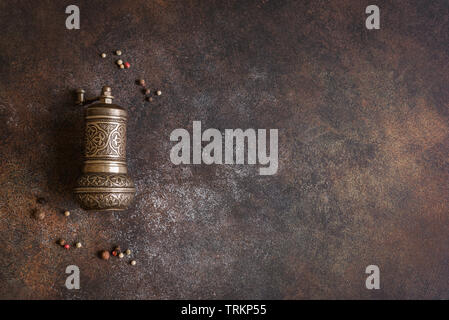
xmin=74 ymin=87 xmax=135 ymax=211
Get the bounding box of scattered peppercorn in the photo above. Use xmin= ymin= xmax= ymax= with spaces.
xmin=147 ymin=96 xmax=153 ymax=102
xmin=112 ymin=250 xmax=118 ymax=257
xmin=118 ymin=252 xmax=124 ymax=259
xmin=156 ymin=90 xmax=162 ymax=96
xmin=101 ymin=250 xmax=110 ymax=260
xmin=101 ymin=53 xmax=107 ymax=58
xmin=130 ymin=260 xmax=136 ymax=266
xmin=64 ymin=210 xmax=70 ymax=217
xmin=117 ymin=59 xmax=123 ymax=66
xmin=115 ymin=50 xmax=122 ymax=56
xmin=75 ymin=242 xmax=82 ymax=248
xmin=64 ymin=244 xmax=70 ymax=250
xmin=120 ymin=64 xmax=125 ymax=69
xmin=138 ymin=79 xmax=146 ymax=86
xmin=33 ymin=208 xmax=45 ymax=220
xmin=144 ymin=88 xmax=151 ymax=95
xmin=37 ymin=197 xmax=46 ymax=204
xmin=125 ymin=249 xmax=131 ymax=255
xmin=124 ymin=62 xmax=130 ymax=69
xmin=59 ymin=239 xmax=66 ymax=246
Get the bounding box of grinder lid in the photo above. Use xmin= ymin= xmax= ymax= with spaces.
xmin=85 ymin=86 xmax=128 ymax=120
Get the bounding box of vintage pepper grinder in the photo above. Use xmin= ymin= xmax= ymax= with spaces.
xmin=74 ymin=86 xmax=135 ymax=211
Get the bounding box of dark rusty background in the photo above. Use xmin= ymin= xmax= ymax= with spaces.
xmin=0 ymin=0 xmax=448 ymax=299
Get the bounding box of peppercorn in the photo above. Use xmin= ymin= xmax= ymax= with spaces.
xmin=124 ymin=62 xmax=130 ymax=69
xmin=118 ymin=252 xmax=124 ymax=259
xmin=125 ymin=249 xmax=131 ymax=255
xmin=101 ymin=53 xmax=107 ymax=58
xmin=115 ymin=50 xmax=122 ymax=56
xmin=101 ymin=250 xmax=110 ymax=260
xmin=138 ymin=79 xmax=145 ymax=86
xmin=130 ymin=260 xmax=136 ymax=266
xmin=37 ymin=211 xmax=45 ymax=220
xmin=75 ymin=242 xmax=82 ymax=248
xmin=111 ymin=250 xmax=118 ymax=257
xmin=64 ymin=210 xmax=70 ymax=217
xmin=156 ymin=90 xmax=162 ymax=96
xmin=144 ymin=88 xmax=151 ymax=95
xmin=120 ymin=64 xmax=125 ymax=69
xmin=117 ymin=59 xmax=123 ymax=66
xmin=64 ymin=244 xmax=70 ymax=250
xmin=33 ymin=208 xmax=45 ymax=220
xmin=147 ymin=96 xmax=153 ymax=102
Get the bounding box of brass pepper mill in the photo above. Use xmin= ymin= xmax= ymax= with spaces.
xmin=74 ymin=86 xmax=135 ymax=211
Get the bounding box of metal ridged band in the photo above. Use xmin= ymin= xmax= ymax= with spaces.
xmin=83 ymin=162 xmax=128 ymax=173
xmin=74 ymin=187 xmax=136 ymax=193
xmin=85 ymin=105 xmax=128 ymax=118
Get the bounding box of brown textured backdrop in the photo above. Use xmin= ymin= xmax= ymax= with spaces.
xmin=0 ymin=0 xmax=448 ymax=299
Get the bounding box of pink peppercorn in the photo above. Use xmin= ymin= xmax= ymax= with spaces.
xmin=124 ymin=62 xmax=130 ymax=69
xmin=64 ymin=244 xmax=70 ymax=250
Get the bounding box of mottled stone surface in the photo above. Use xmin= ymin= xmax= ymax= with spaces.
xmin=0 ymin=0 xmax=448 ymax=299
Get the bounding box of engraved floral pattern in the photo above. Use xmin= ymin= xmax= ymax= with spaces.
xmin=76 ymin=192 xmax=134 ymax=210
xmin=77 ymin=174 xmax=135 ymax=188
xmin=85 ymin=122 xmax=126 ymax=158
